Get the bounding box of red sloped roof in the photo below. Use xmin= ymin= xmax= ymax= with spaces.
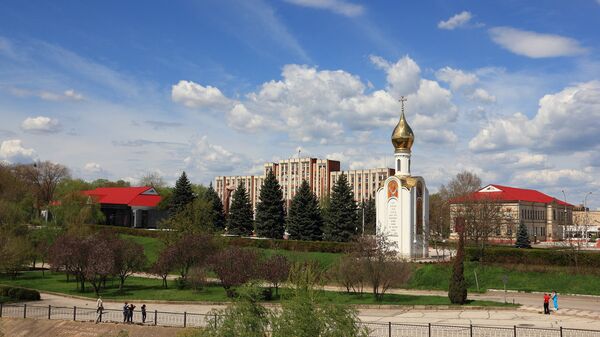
xmin=83 ymin=186 xmax=161 ymax=207
xmin=455 ymin=184 xmax=573 ymax=206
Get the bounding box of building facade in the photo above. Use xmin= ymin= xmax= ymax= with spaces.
xmin=215 ymin=158 xmax=393 ymax=214
xmin=449 ymin=184 xmax=574 ymax=242
xmin=570 ymin=207 xmax=600 ymax=239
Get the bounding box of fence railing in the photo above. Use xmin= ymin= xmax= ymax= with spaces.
xmin=2 ymin=303 xmax=600 ymax=337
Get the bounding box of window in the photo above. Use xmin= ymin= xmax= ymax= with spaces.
xmin=397 ymin=159 xmax=401 ymax=171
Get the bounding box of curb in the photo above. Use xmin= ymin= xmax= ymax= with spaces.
xmin=487 ymin=289 xmax=600 ymax=298
xmin=37 ymin=291 xmax=519 ymax=310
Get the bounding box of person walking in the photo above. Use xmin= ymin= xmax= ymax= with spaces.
xmin=95 ymin=296 xmax=104 ymax=324
xmin=543 ymin=293 xmax=550 ymax=314
xmin=141 ymin=304 xmax=147 ymax=323
xmin=128 ymin=303 xmax=136 ymax=323
xmin=551 ymin=291 xmax=559 ymax=311
xmin=123 ymin=302 xmax=129 ymax=322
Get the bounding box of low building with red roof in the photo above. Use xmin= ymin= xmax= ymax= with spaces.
xmin=449 ymin=184 xmax=574 ymax=243
xmin=83 ymin=186 xmax=165 ymax=228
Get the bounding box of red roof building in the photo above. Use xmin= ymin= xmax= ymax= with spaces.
xmin=83 ymin=186 xmax=164 ymax=228
xmin=450 ymin=184 xmax=574 ymax=243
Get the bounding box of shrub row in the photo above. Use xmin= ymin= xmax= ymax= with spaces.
xmin=0 ymin=285 xmax=41 ymax=301
xmin=466 ymin=246 xmax=600 ymax=268
xmin=87 ymin=224 xmax=352 ymax=253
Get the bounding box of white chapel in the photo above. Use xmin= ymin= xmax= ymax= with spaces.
xmin=376 ymin=99 xmax=429 ymax=259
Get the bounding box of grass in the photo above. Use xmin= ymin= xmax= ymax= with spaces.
xmin=120 ymin=234 xmax=342 ymax=269
xmin=408 ymin=261 xmax=600 ymax=295
xmin=0 ymin=271 xmax=511 ymax=307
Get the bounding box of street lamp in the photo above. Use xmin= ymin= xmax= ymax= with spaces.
xmin=584 ymin=192 xmax=593 ymax=239
xmin=561 ymin=190 xmax=568 ymax=239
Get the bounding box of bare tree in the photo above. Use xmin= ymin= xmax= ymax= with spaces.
xmin=16 ymin=161 xmax=70 ymax=212
xmin=429 ymin=193 xmax=451 ymax=260
xmin=212 ymin=247 xmax=260 ymax=297
xmin=351 ymin=235 xmax=412 ymax=300
xmin=138 ymin=172 xmax=166 ymax=188
xmin=261 ymin=255 xmax=290 ymax=297
xmin=113 ymin=238 xmax=146 ymax=292
xmin=151 ymin=248 xmax=175 ymax=289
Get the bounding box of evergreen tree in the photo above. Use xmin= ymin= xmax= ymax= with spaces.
xmin=323 ymin=173 xmax=358 ymax=242
xmin=287 ymin=180 xmax=323 ymax=241
xmin=255 ymin=170 xmax=285 ymax=239
xmin=449 ymin=221 xmax=468 ymax=304
xmin=169 ymin=171 xmax=195 ymax=216
xmin=515 ymin=222 xmax=531 ymax=248
xmin=360 ymin=198 xmax=376 ymax=235
xmin=227 ymin=183 xmax=254 ymax=236
xmin=206 ymin=183 xmax=226 ymax=231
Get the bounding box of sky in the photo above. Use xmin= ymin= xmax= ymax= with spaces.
xmin=1 ymin=0 xmax=600 ymax=208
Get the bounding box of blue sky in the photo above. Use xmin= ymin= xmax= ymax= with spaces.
xmin=1 ymin=0 xmax=600 ymax=208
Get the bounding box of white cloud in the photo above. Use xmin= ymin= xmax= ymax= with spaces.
xmin=184 ymin=136 xmax=243 ymax=174
xmin=438 ymin=11 xmax=472 ymax=30
xmin=285 ymin=0 xmax=364 ymax=17
xmin=0 ymin=139 xmax=36 ymax=163
xmin=171 ymin=80 xmax=232 ymax=109
xmin=469 ymin=81 xmax=600 ymax=152
xmin=468 ymin=88 xmax=496 ymax=103
xmin=39 ymin=89 xmax=84 ymax=101
xmin=370 ymin=55 xmax=421 ymax=97
xmin=21 ymin=116 xmax=61 ymax=134
xmin=83 ymin=162 xmax=103 ymax=173
xmin=483 ymin=152 xmax=547 ymax=170
xmin=513 ymin=169 xmax=591 ymax=187
xmin=489 ymin=27 xmax=586 ymax=58
xmin=435 ymin=67 xmax=478 ymax=91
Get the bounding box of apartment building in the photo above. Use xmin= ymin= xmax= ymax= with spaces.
xmin=215 ymin=157 xmax=393 ymax=214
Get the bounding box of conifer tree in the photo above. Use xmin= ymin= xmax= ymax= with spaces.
xmin=169 ymin=171 xmax=195 ymax=216
xmin=255 ymin=170 xmax=285 ymax=239
xmin=206 ymin=183 xmax=226 ymax=231
xmin=323 ymin=173 xmax=358 ymax=242
xmin=227 ymin=183 xmax=254 ymax=236
xmin=515 ymin=222 xmax=531 ymax=248
xmin=449 ymin=220 xmax=467 ymax=304
xmin=360 ymin=197 xmax=377 ymax=235
xmin=287 ymin=180 xmax=323 ymax=241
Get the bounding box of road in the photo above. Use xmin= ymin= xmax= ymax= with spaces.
xmin=14 ymin=290 xmax=600 ymax=330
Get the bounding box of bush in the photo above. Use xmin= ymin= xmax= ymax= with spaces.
xmin=0 ymin=285 xmax=41 ymax=301
xmin=466 ymin=246 xmax=600 ymax=268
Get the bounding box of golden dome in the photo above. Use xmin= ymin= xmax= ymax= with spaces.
xmin=391 ymin=111 xmax=414 ymax=152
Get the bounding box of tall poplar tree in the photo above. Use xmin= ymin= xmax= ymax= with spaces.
xmin=206 ymin=183 xmax=226 ymax=231
xmin=169 ymin=171 xmax=194 ymax=216
xmin=449 ymin=219 xmax=468 ymax=304
xmin=255 ymin=170 xmax=285 ymax=239
xmin=287 ymin=180 xmax=323 ymax=241
xmin=323 ymin=173 xmax=358 ymax=242
xmin=227 ymin=183 xmax=254 ymax=236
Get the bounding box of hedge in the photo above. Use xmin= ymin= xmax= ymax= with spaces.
xmin=466 ymin=246 xmax=600 ymax=268
xmin=0 ymin=285 xmax=41 ymax=301
xmin=87 ymin=224 xmax=352 ymax=253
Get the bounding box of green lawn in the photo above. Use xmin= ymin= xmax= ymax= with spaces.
xmin=120 ymin=234 xmax=341 ymax=269
xmin=408 ymin=262 xmax=600 ymax=295
xmin=0 ymin=271 xmax=511 ymax=307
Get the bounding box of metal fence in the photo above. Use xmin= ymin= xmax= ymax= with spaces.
xmin=2 ymin=303 xmax=600 ymax=337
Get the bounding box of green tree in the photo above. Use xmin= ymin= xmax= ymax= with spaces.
xmin=448 ymin=219 xmax=467 ymax=304
xmin=206 ymin=183 xmax=226 ymax=231
xmin=359 ymin=198 xmax=376 ymax=235
xmin=227 ymin=183 xmax=254 ymax=236
xmin=169 ymin=171 xmax=195 ymax=216
xmin=161 ymin=198 xmax=214 ymax=235
xmin=255 ymin=170 xmax=285 ymax=239
xmin=515 ymin=222 xmax=531 ymax=248
xmin=323 ymin=174 xmax=358 ymax=242
xmin=287 ymin=180 xmax=323 ymax=241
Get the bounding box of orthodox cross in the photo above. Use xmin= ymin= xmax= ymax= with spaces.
xmin=399 ymin=96 xmax=407 ymax=115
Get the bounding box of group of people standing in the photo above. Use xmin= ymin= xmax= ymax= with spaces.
xmin=123 ymin=302 xmax=147 ymax=323
xmin=94 ymin=297 xmax=148 ymax=324
xmin=543 ymin=291 xmax=559 ymax=314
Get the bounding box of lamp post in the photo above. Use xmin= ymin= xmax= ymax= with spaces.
xmin=584 ymin=192 xmax=593 ymax=239
xmin=561 ymin=190 xmax=568 ymax=239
